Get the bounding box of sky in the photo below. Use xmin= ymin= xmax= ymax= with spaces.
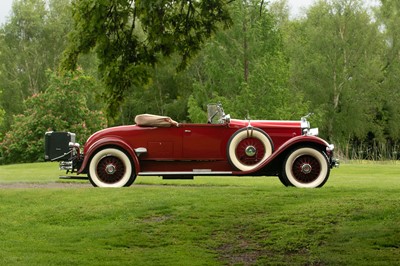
xmin=0 ymin=0 xmax=316 ymax=25
xmin=287 ymin=0 xmax=315 ymax=17
xmin=0 ymin=0 xmax=13 ymax=25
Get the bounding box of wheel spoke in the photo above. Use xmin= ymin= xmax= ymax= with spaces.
xmin=235 ymin=138 xmax=265 ymax=166
xmin=228 ymin=128 xmax=273 ymax=171
xmin=292 ymin=155 xmax=321 ymax=183
xmin=96 ymin=156 xmax=126 ymax=184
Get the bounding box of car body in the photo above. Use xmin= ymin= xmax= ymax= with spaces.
xmin=45 ymin=104 xmax=339 ymax=188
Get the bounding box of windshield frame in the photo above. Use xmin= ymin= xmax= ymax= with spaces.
xmin=207 ymin=103 xmax=229 ymax=124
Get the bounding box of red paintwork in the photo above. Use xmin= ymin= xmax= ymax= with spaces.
xmin=78 ymin=118 xmax=328 ymax=176
xmin=232 ymin=135 xmax=330 ymax=175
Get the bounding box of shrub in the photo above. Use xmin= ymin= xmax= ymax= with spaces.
xmin=1 ymin=70 xmax=107 ymax=164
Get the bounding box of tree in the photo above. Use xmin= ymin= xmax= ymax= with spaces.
xmin=286 ymin=0 xmax=384 ymax=144
xmin=375 ymin=0 xmax=400 ymax=141
xmin=0 ymin=70 xmax=107 ymax=164
xmin=0 ymin=0 xmax=74 ymax=131
xmin=269 ymin=0 xmax=290 ymax=28
xmin=117 ymin=55 xmax=194 ymax=125
xmin=0 ymin=89 xmax=4 ymax=134
xmin=187 ymin=0 xmax=308 ymax=122
xmin=61 ymin=0 xmax=232 ymax=119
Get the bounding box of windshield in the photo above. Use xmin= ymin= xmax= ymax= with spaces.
xmin=207 ymin=103 xmax=225 ymax=124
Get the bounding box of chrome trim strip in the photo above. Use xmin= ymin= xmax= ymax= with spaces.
xmin=138 ymin=171 xmax=232 ymax=176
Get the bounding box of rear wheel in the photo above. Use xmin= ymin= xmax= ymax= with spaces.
xmin=227 ymin=128 xmax=273 ymax=171
xmin=281 ymin=147 xmax=330 ymax=188
xmin=88 ymin=148 xmax=136 ymax=187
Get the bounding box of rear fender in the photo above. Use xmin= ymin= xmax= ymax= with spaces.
xmin=233 ymin=135 xmax=331 ymax=175
xmin=78 ymin=137 xmax=140 ymax=174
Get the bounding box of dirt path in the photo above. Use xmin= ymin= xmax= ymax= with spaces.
xmin=0 ymin=182 xmax=91 ymax=189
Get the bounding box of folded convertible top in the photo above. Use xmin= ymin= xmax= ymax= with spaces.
xmin=134 ymin=114 xmax=179 ymax=127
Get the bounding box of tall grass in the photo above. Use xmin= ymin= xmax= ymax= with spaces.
xmin=0 ymin=162 xmax=399 ymax=265
xmin=337 ymin=140 xmax=400 ymax=161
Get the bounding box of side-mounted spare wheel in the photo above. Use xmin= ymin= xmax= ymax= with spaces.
xmin=227 ymin=127 xmax=273 ymax=171
xmin=281 ymin=147 xmax=330 ymax=188
xmin=88 ymin=148 xmax=136 ymax=187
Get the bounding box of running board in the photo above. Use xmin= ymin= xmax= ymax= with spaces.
xmin=138 ymin=171 xmax=232 ymax=176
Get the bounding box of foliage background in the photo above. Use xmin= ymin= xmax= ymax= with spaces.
xmin=1 ymin=0 xmax=400 ymax=163
xmin=0 ymin=70 xmax=106 ymax=163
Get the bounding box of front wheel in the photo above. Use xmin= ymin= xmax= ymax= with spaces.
xmin=281 ymin=147 xmax=330 ymax=188
xmin=88 ymin=148 xmax=136 ymax=187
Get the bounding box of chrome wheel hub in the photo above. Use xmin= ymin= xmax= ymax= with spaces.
xmin=301 ymin=164 xmax=312 ymax=174
xmin=105 ymin=164 xmax=116 ymax=175
xmin=245 ymin=145 xmax=256 ymax=157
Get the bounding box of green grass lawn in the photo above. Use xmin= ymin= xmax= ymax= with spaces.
xmin=0 ymin=162 xmax=399 ymax=265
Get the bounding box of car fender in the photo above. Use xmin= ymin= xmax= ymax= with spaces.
xmin=233 ymin=135 xmax=331 ymax=175
xmin=78 ymin=137 xmax=141 ymax=174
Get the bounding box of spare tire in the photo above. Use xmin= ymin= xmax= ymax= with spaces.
xmin=227 ymin=127 xmax=273 ymax=171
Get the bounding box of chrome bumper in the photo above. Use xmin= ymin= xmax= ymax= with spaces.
xmin=326 ymin=144 xmax=339 ymax=168
xmin=330 ymin=158 xmax=340 ymax=168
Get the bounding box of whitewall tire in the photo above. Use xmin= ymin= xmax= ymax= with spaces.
xmin=88 ymin=148 xmax=136 ymax=187
xmin=227 ymin=128 xmax=273 ymax=171
xmin=282 ymin=147 xmax=330 ymax=188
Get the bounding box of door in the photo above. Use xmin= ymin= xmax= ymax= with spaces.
xmin=181 ymin=124 xmax=231 ymax=160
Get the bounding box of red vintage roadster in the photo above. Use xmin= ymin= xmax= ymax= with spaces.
xmin=45 ymin=103 xmax=338 ymax=188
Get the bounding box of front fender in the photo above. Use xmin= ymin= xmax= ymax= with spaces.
xmin=233 ymin=135 xmax=332 ymax=175
xmin=274 ymin=135 xmax=331 ymax=153
xmin=78 ymin=137 xmax=140 ymax=174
